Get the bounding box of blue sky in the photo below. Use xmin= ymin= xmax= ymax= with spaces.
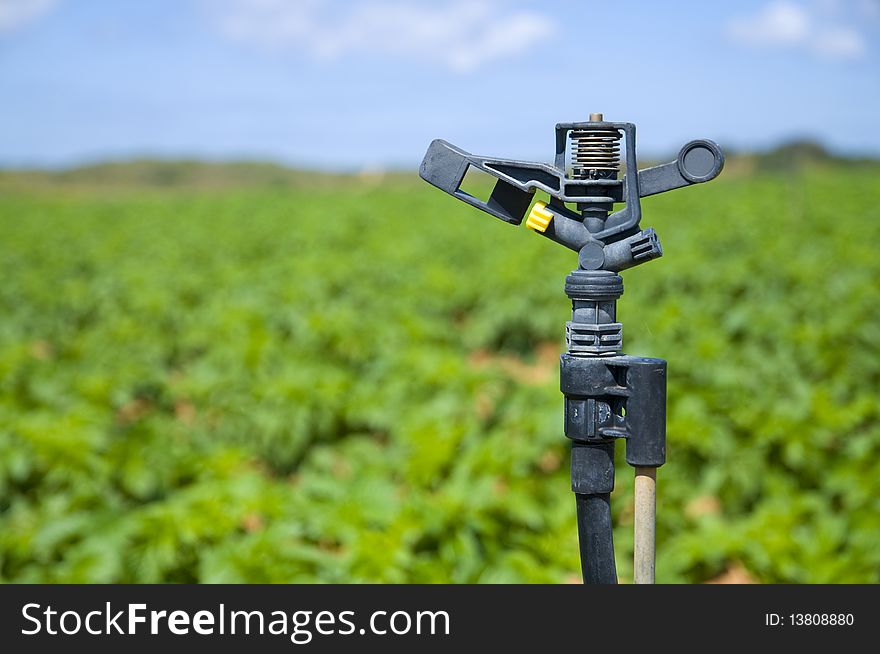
xmin=1 ymin=0 xmax=878 ymax=169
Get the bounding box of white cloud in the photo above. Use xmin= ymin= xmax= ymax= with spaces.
xmin=0 ymin=0 xmax=58 ymax=33
xmin=210 ymin=0 xmax=556 ymax=73
xmin=726 ymin=0 xmax=868 ymax=60
xmin=813 ymin=26 xmax=867 ymax=57
xmin=728 ymin=1 xmax=810 ymax=45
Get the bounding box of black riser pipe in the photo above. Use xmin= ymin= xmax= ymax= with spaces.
xmin=576 ymin=492 xmax=617 ymax=584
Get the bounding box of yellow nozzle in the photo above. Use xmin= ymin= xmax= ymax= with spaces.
xmin=525 ymin=201 xmax=553 ymax=232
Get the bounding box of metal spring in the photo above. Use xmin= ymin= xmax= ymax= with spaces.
xmin=570 ymin=127 xmax=622 ymax=179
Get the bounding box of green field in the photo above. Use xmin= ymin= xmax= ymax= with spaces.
xmin=1 ymin=159 xmax=879 ymax=583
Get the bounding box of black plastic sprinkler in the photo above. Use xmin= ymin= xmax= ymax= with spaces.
xmin=419 ymin=114 xmax=724 ymax=584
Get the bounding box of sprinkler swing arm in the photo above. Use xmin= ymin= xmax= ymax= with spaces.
xmin=420 ymin=115 xmax=724 ymax=584
xmin=420 ymin=122 xmax=723 ymax=262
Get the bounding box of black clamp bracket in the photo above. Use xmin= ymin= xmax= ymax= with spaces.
xmin=562 ymin=354 xmax=666 ymax=494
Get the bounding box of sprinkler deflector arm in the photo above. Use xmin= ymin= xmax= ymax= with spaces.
xmin=420 ymin=118 xmax=723 ymax=584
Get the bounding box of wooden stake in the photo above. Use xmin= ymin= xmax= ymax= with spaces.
xmin=633 ymin=467 xmax=657 ymax=584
